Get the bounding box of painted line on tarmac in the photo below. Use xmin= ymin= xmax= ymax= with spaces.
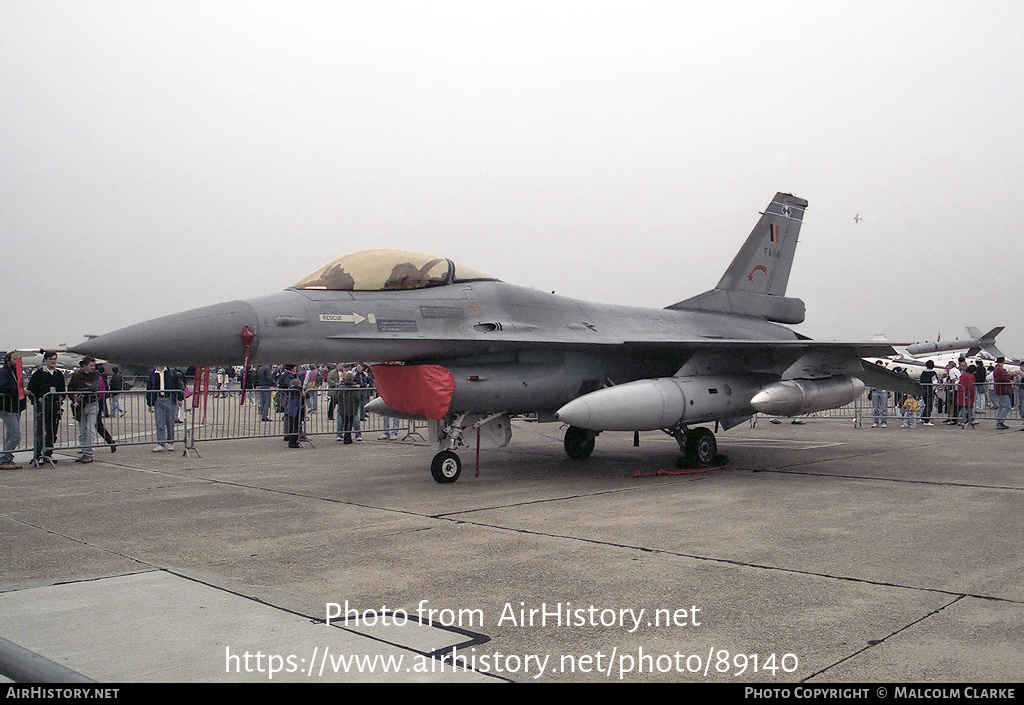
xmin=647 ymin=436 xmax=844 ymax=450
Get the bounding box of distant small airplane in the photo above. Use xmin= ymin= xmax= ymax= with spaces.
xmin=854 ymin=214 xmax=862 ymax=223
xmin=74 ymin=192 xmax=916 ymax=483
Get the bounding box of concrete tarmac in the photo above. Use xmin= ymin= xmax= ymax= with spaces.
xmin=1 ymin=418 xmax=1021 ymax=683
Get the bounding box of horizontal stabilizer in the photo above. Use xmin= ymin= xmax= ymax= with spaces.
xmin=669 ymin=290 xmax=806 ymax=324
xmin=967 ymin=326 xmax=1003 ymax=341
xmin=979 ymin=326 xmax=1005 ymax=359
xmin=981 ymin=344 xmax=1005 ymax=359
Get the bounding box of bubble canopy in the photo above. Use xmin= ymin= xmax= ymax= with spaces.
xmin=292 ymin=249 xmax=498 ymax=292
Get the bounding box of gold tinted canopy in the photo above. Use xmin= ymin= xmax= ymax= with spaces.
xmin=293 ymin=249 xmax=496 ymax=292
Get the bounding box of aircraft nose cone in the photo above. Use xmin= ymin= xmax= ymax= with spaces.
xmin=72 ymin=300 xmax=259 ymax=367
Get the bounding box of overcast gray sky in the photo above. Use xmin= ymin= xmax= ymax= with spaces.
xmin=3 ymin=1 xmax=1022 ymax=357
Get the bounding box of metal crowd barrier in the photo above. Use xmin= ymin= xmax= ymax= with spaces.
xmin=5 ymin=387 xmax=426 ymax=464
xmin=6 ymin=380 xmax=1024 ymax=464
xmin=182 ymin=386 xmax=426 ymax=454
xmin=755 ymin=381 xmax=1024 ymax=428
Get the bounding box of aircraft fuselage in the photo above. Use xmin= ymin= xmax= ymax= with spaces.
xmin=77 ymin=279 xmax=800 ymax=415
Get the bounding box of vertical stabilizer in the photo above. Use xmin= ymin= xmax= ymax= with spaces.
xmin=668 ymin=192 xmax=808 ymax=324
xmin=715 ymin=192 xmax=807 ymax=297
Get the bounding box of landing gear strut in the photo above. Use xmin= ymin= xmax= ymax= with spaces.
xmin=564 ymin=425 xmax=598 ymax=460
xmin=426 ymin=412 xmax=512 ymax=483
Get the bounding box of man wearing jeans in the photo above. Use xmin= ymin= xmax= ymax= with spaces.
xmin=0 ymin=352 xmax=27 ymax=469
xmin=69 ymin=357 xmax=101 ymax=463
xmin=147 ymin=366 xmax=185 ymax=451
xmin=256 ymin=364 xmax=274 ymax=421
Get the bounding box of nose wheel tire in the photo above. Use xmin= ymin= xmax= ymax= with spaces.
xmin=431 ymin=450 xmax=462 ymax=483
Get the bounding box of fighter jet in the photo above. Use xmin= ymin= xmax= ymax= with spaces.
xmin=905 ymin=326 xmax=1007 ymax=360
xmin=73 ymin=192 xmax=915 ymax=483
xmin=873 ymin=327 xmax=1017 ymax=379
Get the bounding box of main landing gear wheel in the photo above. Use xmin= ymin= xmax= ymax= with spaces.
xmin=564 ymin=426 xmax=596 ymax=460
xmin=431 ymin=450 xmax=462 ymax=484
xmin=685 ymin=427 xmax=717 ymax=466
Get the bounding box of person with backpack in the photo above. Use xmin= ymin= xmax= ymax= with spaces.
xmin=279 ymin=365 xmax=304 ymax=448
xmin=919 ymin=360 xmax=938 ymax=426
xmin=336 ymin=371 xmax=362 ymax=444
xmin=303 ymin=365 xmax=320 ymax=413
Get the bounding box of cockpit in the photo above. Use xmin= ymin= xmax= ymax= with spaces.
xmin=292 ymin=249 xmax=498 ymax=292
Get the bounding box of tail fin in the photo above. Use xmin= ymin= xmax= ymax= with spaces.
xmin=969 ymin=326 xmax=1005 ymax=359
xmin=669 ymin=192 xmax=808 ymax=324
xmin=716 ymin=192 xmax=807 ymax=296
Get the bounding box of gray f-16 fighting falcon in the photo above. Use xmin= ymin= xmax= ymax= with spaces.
xmin=73 ymin=192 xmax=917 ymax=483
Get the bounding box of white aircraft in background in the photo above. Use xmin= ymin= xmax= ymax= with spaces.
xmin=5 ymin=347 xmax=87 ymax=372
xmin=872 ymin=327 xmax=1018 ymax=379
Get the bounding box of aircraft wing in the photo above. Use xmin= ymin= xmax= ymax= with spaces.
xmin=406 ymin=336 xmax=915 ymax=395
xmin=548 ymin=338 xmax=918 ymax=396
xmin=617 ymin=339 xmax=901 ymax=357
xmin=386 ymin=335 xmax=902 ymax=361
xmin=618 ymin=339 xmax=920 ymax=395
xmin=855 ymin=360 xmax=923 ymax=396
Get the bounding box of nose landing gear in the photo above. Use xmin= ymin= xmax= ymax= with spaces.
xmin=431 ymin=450 xmax=462 ymax=483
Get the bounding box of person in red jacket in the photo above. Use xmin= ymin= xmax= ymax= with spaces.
xmin=956 ymin=361 xmax=977 ymax=428
xmin=992 ymin=357 xmax=1013 ymax=429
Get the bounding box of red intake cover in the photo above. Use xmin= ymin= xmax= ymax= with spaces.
xmin=371 ymin=364 xmax=455 ymax=420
